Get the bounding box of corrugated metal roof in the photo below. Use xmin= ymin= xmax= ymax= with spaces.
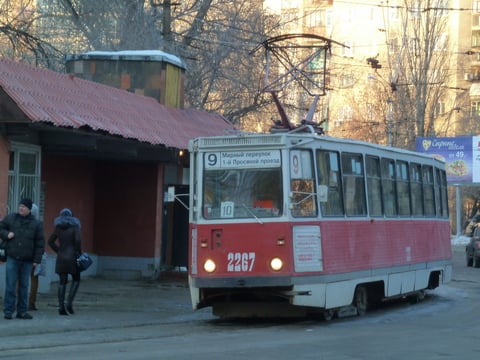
xmin=0 ymin=58 xmax=235 ymax=149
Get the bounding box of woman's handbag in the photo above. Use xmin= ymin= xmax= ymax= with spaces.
xmin=77 ymin=252 xmax=93 ymax=272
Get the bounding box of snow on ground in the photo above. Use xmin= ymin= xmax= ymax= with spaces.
xmin=451 ymin=235 xmax=470 ymax=245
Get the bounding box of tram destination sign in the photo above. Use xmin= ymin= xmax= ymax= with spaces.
xmin=204 ymin=150 xmax=281 ymax=169
xmin=416 ymin=136 xmax=480 ymax=184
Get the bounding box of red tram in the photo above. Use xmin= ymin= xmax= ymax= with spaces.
xmin=187 ymin=127 xmax=452 ymax=318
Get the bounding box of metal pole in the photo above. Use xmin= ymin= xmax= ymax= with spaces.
xmin=456 ymin=185 xmax=462 ymax=236
xmin=387 ymin=98 xmax=393 ymax=146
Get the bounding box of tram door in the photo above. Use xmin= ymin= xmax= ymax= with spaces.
xmin=162 ymin=184 xmax=189 ymax=268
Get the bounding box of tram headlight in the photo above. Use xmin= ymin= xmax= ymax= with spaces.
xmin=270 ymin=257 xmax=283 ymax=271
xmin=203 ymin=259 xmax=216 ymax=273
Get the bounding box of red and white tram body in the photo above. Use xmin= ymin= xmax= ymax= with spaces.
xmin=188 ymin=129 xmax=452 ymax=318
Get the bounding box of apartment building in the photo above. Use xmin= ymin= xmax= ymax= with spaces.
xmin=263 ymin=0 xmax=475 ymax=144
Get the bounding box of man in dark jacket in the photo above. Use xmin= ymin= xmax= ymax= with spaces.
xmin=0 ymin=198 xmax=45 ymax=319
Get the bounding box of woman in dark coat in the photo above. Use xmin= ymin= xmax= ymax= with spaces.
xmin=48 ymin=208 xmax=82 ymax=315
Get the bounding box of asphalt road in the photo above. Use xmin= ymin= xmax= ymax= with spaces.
xmin=0 ymin=244 xmax=478 ymax=359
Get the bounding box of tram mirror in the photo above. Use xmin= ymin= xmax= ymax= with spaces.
xmin=166 ymin=186 xmax=175 ymax=202
xmin=318 ymin=185 xmax=328 ymax=202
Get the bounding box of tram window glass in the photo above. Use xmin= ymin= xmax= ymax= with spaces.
xmin=410 ymin=163 xmax=423 ymax=215
xmin=290 ymin=150 xmax=317 ymax=217
xmin=439 ymin=169 xmax=449 ymax=217
xmin=202 ymin=168 xmax=282 ymax=219
xmin=396 ymin=161 xmax=411 ymax=216
xmin=381 ymin=158 xmax=397 ymax=216
xmin=434 ymin=168 xmax=441 ymax=217
xmin=422 ymin=165 xmax=435 ymax=216
xmin=365 ymin=156 xmax=383 ymax=216
xmin=316 ymin=150 xmax=344 ymax=216
xmin=341 ymin=153 xmax=366 ymax=216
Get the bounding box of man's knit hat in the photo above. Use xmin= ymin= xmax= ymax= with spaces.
xmin=19 ymin=198 xmax=33 ymax=210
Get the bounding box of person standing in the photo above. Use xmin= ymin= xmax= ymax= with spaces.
xmin=0 ymin=198 xmax=45 ymax=320
xmin=48 ymin=208 xmax=82 ymax=315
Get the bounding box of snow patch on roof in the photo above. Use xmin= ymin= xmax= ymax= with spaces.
xmin=67 ymin=50 xmax=185 ymax=69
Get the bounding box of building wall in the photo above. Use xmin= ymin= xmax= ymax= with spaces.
xmin=93 ymin=161 xmax=159 ymax=257
xmin=40 ymin=155 xmax=164 ymax=282
xmin=93 ymin=161 xmax=164 ymax=279
xmin=0 ymin=137 xmax=10 ymax=218
xmin=42 ymin=155 xmax=96 ymax=253
xmin=65 ymin=53 xmax=186 ymax=108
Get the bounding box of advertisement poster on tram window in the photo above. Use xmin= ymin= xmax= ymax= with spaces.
xmin=415 ymin=136 xmax=480 ymax=184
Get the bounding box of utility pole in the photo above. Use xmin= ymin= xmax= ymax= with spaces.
xmin=367 ymin=57 xmax=396 ymax=146
xmin=151 ymin=0 xmax=178 ymax=52
xmin=162 ymin=0 xmax=172 ymax=51
xmin=387 ymin=98 xmax=393 ymax=146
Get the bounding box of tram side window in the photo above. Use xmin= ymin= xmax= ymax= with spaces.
xmin=422 ymin=165 xmax=435 ymax=216
xmin=365 ymin=156 xmax=383 ymax=216
xmin=341 ymin=153 xmax=366 ymax=216
xmin=381 ymin=158 xmax=397 ymax=216
xmin=396 ymin=161 xmax=411 ymax=216
xmin=290 ymin=150 xmax=317 ymax=217
xmin=316 ymin=150 xmax=344 ymax=216
xmin=437 ymin=169 xmax=449 ymax=217
xmin=410 ymin=163 xmax=424 ymax=215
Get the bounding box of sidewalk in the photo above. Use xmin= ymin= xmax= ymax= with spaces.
xmin=0 ymin=276 xmax=195 ymax=336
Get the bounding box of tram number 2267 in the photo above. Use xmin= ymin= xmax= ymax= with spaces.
xmin=227 ymin=252 xmax=255 ymax=272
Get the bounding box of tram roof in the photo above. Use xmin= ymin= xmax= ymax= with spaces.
xmin=190 ymin=130 xmax=444 ymax=166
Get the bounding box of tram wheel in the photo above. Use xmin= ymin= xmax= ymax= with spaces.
xmin=409 ymin=290 xmax=426 ymax=304
xmin=354 ymin=286 xmax=368 ymax=316
xmin=474 ymin=256 xmax=480 ymax=268
xmin=323 ymin=309 xmax=336 ymax=321
xmin=466 ymin=254 xmax=473 ymax=267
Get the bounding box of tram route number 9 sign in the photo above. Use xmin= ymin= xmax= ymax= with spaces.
xmin=205 ymin=150 xmax=281 ymax=169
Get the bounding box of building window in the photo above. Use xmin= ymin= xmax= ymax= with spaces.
xmin=471 ymin=100 xmax=480 ymax=116
xmin=342 ymin=41 xmax=354 ymax=57
xmin=8 ymin=143 xmax=41 ymax=214
xmin=337 ymin=73 xmax=355 ymax=88
xmin=389 ymin=2 xmax=399 ymax=20
xmin=389 ymin=37 xmax=399 ymax=53
xmin=472 ymin=30 xmax=480 ymax=47
xmin=338 ymin=105 xmax=353 ymax=121
xmin=434 ymin=0 xmax=449 ymax=17
xmin=305 ymin=10 xmax=325 ymax=28
xmin=475 ymin=1 xmax=480 ymax=13
xmin=434 ymin=101 xmax=446 ymax=117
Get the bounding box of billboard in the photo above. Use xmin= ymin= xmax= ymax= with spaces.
xmin=416 ymin=136 xmax=480 ymax=184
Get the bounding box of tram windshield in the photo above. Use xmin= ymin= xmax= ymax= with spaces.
xmin=202 ymin=151 xmax=283 ymax=219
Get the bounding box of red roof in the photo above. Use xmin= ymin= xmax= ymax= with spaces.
xmin=0 ymin=58 xmax=235 ymax=149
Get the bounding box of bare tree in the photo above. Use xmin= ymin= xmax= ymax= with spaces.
xmin=2 ymin=0 xmax=324 ymax=128
xmin=34 ymin=0 xmax=273 ymax=127
xmin=174 ymin=0 xmax=268 ymax=124
xmin=332 ymin=1 xmax=455 ymax=149
xmin=0 ymin=0 xmax=61 ymax=66
xmin=383 ymin=0 xmax=453 ymax=149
